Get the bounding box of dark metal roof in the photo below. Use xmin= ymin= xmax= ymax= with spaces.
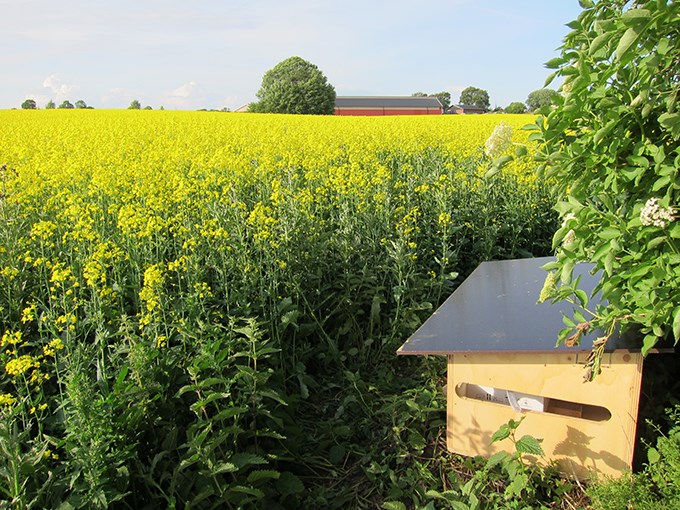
xmin=335 ymin=96 xmax=442 ymax=108
xmin=398 ymin=257 xmax=651 ymax=356
xmin=451 ymin=104 xmax=487 ymax=111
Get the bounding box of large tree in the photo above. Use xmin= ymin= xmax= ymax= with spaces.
xmin=526 ymin=88 xmax=556 ymax=112
xmin=250 ymin=56 xmax=336 ymax=115
xmin=505 ymin=101 xmax=527 ymax=114
xmin=459 ymin=86 xmax=490 ymax=109
xmin=21 ymin=99 xmax=37 ymax=109
xmin=58 ymin=100 xmax=74 ymax=109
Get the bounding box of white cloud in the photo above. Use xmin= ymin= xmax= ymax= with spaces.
xmin=164 ymin=81 xmax=201 ymax=108
xmin=42 ymin=74 xmax=76 ymax=101
xmin=168 ymin=81 xmax=197 ymax=99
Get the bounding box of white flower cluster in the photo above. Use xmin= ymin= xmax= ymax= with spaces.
xmin=484 ymin=122 xmax=513 ymax=158
xmin=640 ymin=197 xmax=676 ymax=228
xmin=561 ymin=213 xmax=577 ymax=247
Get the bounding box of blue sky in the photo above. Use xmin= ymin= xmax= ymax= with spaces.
xmin=1 ymin=0 xmax=583 ymax=111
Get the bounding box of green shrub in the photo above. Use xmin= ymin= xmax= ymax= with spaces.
xmin=530 ymin=0 xmax=680 ymax=378
xmin=589 ymin=405 xmax=680 ymax=509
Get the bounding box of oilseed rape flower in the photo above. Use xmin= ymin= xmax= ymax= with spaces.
xmin=0 ymin=393 xmax=17 ymax=406
xmin=1 ymin=330 xmax=23 ymax=346
xmin=5 ymin=355 xmax=39 ymax=377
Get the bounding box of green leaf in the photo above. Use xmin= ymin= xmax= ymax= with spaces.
xmin=672 ymin=307 xmax=680 ymax=343
xmin=647 ymin=447 xmax=660 ymax=464
xmin=230 ymin=452 xmax=267 ymax=469
xmin=329 ymin=444 xmax=346 ymax=465
xmin=659 ymin=113 xmax=680 ymax=139
xmin=589 ymin=32 xmax=613 ymax=55
xmin=212 ymin=462 xmax=238 ymax=474
xmin=561 ymin=259 xmax=576 ymax=284
xmin=598 ymin=227 xmax=621 ymax=240
xmin=642 ymin=333 xmax=658 ymax=356
xmin=604 ymin=251 xmax=616 ymax=276
xmin=229 ymin=485 xmax=265 ymax=498
xmin=615 ymin=27 xmax=640 ymax=61
xmin=276 ymin=471 xmax=304 ymax=496
xmin=491 ymin=423 xmax=512 ymax=444
xmin=626 ymin=155 xmax=650 ymax=167
xmin=545 ymin=57 xmax=566 ymax=69
xmin=621 ymin=8 xmax=651 ymax=24
xmin=381 ymin=502 xmax=407 ymax=510
xmin=515 ymin=435 xmax=545 ymax=456
xmin=246 ymin=469 xmax=280 ymax=483
xmin=485 ymin=451 xmax=509 ymax=470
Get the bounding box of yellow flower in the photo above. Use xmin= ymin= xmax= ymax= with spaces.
xmin=5 ymin=355 xmax=39 ymax=377
xmin=0 ymin=393 xmax=17 ymax=406
xmin=1 ymin=330 xmax=23 ymax=347
xmin=43 ymin=338 xmax=65 ymax=357
xmin=20 ymin=304 xmax=37 ymax=324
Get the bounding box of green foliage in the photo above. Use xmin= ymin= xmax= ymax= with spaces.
xmin=58 ymin=100 xmax=74 ymax=109
xmin=428 ymin=418 xmax=574 ymax=509
xmin=525 ymin=88 xmax=556 ymax=112
xmin=251 ymin=56 xmax=336 ymax=115
xmin=0 ymin=119 xmax=561 ymax=507
xmin=459 ymin=86 xmax=490 ymax=110
xmin=45 ymin=100 xmax=56 ymax=109
xmin=505 ymin=101 xmax=527 ymax=114
xmin=588 ymin=405 xmax=680 ymax=509
xmin=74 ymin=100 xmax=87 ymax=109
xmin=128 ymin=99 xmax=141 ymax=110
xmin=531 ymin=0 xmax=680 ymax=378
xmin=21 ymin=99 xmax=37 ymax=110
xmin=413 ymin=91 xmax=451 ymax=111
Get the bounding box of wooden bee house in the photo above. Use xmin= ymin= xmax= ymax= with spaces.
xmin=398 ymin=257 xmax=666 ymax=479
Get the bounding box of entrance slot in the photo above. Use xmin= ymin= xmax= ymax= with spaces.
xmin=456 ymin=383 xmax=612 ymax=422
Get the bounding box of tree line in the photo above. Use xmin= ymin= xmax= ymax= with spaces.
xmin=21 ymin=99 xmax=93 ymax=110
xmin=248 ymin=56 xmax=556 ymax=114
xmin=18 ymin=56 xmax=557 ymax=114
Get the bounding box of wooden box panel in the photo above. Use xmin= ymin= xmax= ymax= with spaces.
xmin=447 ymin=351 xmax=643 ymax=479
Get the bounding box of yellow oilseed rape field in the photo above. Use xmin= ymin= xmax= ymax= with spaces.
xmin=0 ymin=110 xmax=557 ymax=508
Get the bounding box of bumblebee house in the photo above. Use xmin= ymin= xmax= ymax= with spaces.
xmin=398 ymin=257 xmax=666 ymax=479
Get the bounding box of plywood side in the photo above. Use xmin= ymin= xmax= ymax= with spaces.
xmin=446 ymin=352 xmax=643 ymax=479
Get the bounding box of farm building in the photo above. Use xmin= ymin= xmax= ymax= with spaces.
xmin=448 ymin=104 xmax=487 ymax=114
xmin=334 ymin=96 xmax=443 ymax=116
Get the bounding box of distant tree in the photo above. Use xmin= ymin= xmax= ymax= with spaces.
xmin=45 ymin=100 xmax=56 ymax=109
xmin=505 ymin=101 xmax=527 ymax=114
xmin=250 ymin=56 xmax=336 ymax=114
xmin=74 ymin=100 xmax=87 ymax=109
xmin=412 ymin=91 xmax=450 ymax=110
xmin=526 ymin=88 xmax=556 ymax=112
xmin=431 ymin=91 xmax=451 ymax=111
xmin=21 ymin=99 xmax=37 ymax=109
xmin=128 ymin=99 xmax=141 ymax=110
xmin=143 ymin=105 xmax=153 ymax=110
xmin=58 ymin=100 xmax=74 ymax=109
xmin=459 ymin=86 xmax=490 ymax=109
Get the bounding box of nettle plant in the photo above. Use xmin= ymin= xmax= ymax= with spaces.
xmin=529 ymin=0 xmax=679 ymax=379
